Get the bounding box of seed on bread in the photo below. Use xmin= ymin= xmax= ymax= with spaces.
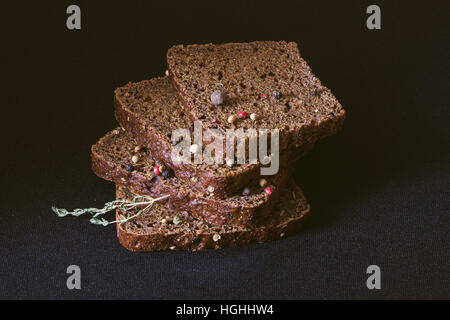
xmin=210 ymin=90 xmax=226 ymax=105
xmin=227 ymin=115 xmax=237 ymax=124
xmin=259 ymin=178 xmax=268 ymax=187
xmin=272 ymin=91 xmax=282 ymax=99
xmin=131 ymin=155 xmax=139 ymax=164
xmin=114 ymin=181 xmax=311 ymax=251
xmin=173 ymin=216 xmax=182 ymax=225
xmin=237 ymin=111 xmax=247 ymax=118
xmin=190 ymin=144 xmax=200 ymax=154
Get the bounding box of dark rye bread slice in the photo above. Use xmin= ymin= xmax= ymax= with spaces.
xmin=116 ymin=181 xmax=310 ymax=251
xmin=92 ymin=128 xmax=295 ymax=227
xmin=167 ymin=41 xmax=345 ymax=151
xmin=114 ymin=77 xmax=315 ymax=198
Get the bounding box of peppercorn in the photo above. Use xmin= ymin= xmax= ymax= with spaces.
xmin=190 ymin=144 xmax=200 ymax=154
xmin=272 ymin=91 xmax=282 ymax=99
xmin=173 ymin=216 xmax=182 ymax=225
xmin=125 ymin=164 xmax=134 ymax=172
xmin=153 ymin=165 xmax=161 ymax=175
xmin=242 ymin=187 xmax=251 ymax=196
xmin=237 ymin=111 xmax=248 ymax=118
xmin=211 ymin=90 xmax=226 ymax=105
xmin=259 ymin=178 xmax=268 ymax=187
xmin=227 ymin=115 xmax=237 ymax=124
xmin=161 ymin=168 xmax=173 ymax=179
xmin=264 ymin=187 xmax=272 ymax=195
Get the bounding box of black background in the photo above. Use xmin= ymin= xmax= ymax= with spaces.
xmin=1 ymin=0 xmax=448 ymax=299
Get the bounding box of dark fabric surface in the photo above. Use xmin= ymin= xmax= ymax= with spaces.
xmin=1 ymin=1 xmax=448 ymax=299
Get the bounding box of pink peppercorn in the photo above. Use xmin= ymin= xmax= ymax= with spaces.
xmin=153 ymin=166 xmax=161 ymax=175
xmin=264 ymin=187 xmax=272 ymax=195
xmin=261 ymin=93 xmax=268 ymax=99
xmin=237 ymin=111 xmax=247 ymax=118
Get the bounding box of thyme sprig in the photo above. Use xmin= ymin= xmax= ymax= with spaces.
xmin=52 ymin=194 xmax=169 ymax=226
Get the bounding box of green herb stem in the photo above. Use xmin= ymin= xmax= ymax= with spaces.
xmin=52 ymin=194 xmax=169 ymax=227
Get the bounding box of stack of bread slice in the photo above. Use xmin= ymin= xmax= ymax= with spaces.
xmin=91 ymin=41 xmax=345 ymax=251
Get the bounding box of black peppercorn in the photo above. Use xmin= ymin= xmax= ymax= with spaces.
xmin=242 ymin=187 xmax=251 ymax=196
xmin=211 ymin=90 xmax=226 ymax=105
xmin=161 ymin=168 xmax=173 ymax=179
xmin=272 ymin=91 xmax=282 ymax=99
xmin=125 ymin=164 xmax=134 ymax=172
